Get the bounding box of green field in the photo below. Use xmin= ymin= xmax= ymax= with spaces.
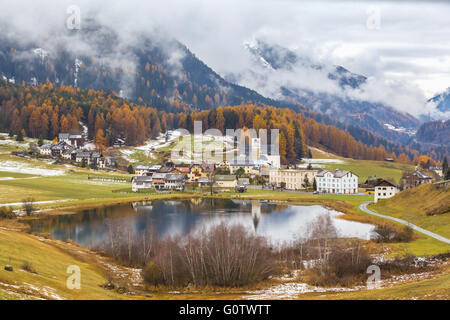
xmin=370 ymin=184 xmax=450 ymax=239
xmin=321 ymin=159 xmax=415 ymax=184
xmin=0 ymin=229 xmax=126 ymax=300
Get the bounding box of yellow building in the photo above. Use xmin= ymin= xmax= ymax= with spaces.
xmin=188 ymin=163 xmax=214 ymax=182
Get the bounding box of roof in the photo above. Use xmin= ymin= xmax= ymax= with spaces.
xmin=76 ymin=152 xmax=91 ymax=157
xmin=215 ymin=175 xmax=236 ymax=182
xmin=197 ymin=177 xmax=212 ymax=183
xmin=317 ymin=169 xmax=358 ymax=178
xmin=59 ymin=133 xmax=70 ymax=140
xmin=135 ymin=165 xmax=151 ymax=170
xmin=165 ymin=174 xmax=186 ymax=181
xmin=413 ymin=171 xmax=432 ymax=179
xmin=152 ymin=173 xmax=168 ymax=180
xmin=175 ymin=167 xmax=190 ymax=174
xmin=132 ymin=176 xmax=153 ymax=183
xmin=376 ymin=179 xmax=399 ymax=188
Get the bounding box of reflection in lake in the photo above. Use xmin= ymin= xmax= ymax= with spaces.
xmin=26 ymin=199 xmax=374 ymax=248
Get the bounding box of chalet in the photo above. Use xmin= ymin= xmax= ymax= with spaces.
xmin=61 ymin=149 xmax=74 ymax=161
xmin=112 ymin=138 xmax=126 ymax=148
xmin=269 ymin=169 xmax=318 ymax=190
xmin=132 ymin=176 xmax=153 ymax=192
xmin=165 ymin=174 xmax=186 ymax=191
xmin=48 ymin=141 xmax=73 ymax=157
xmin=135 ymin=165 xmax=163 ymax=176
xmin=374 ymin=180 xmax=400 ymax=203
xmin=196 ymin=177 xmax=212 ymax=186
xmin=316 ymin=170 xmax=359 ymax=194
xmin=40 ymin=144 xmax=52 ymax=156
xmin=135 ymin=165 xmax=151 ymax=176
xmin=91 ymin=152 xmax=106 ymax=169
xmin=75 ymin=151 xmax=91 ymax=164
xmin=59 ymin=133 xmax=83 ymax=148
xmin=152 ymin=173 xmax=167 ymax=190
xmin=229 ymin=158 xmax=260 ymax=176
xmin=74 ymin=151 xmax=105 ymax=168
xmin=174 ymin=166 xmax=190 ymax=176
xmin=402 ymin=171 xmax=433 ymax=190
xmin=214 ymin=175 xmax=237 ymax=189
xmin=188 ymin=163 xmax=214 ymax=182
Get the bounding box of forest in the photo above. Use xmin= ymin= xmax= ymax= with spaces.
xmin=0 ymin=79 xmax=439 ymax=165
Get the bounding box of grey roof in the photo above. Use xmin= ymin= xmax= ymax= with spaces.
xmin=197 ymin=177 xmax=212 ymax=183
xmin=413 ymin=171 xmax=432 ymax=179
xmin=152 ymin=173 xmax=168 ymax=180
xmin=59 ymin=133 xmax=70 ymax=140
xmin=41 ymin=144 xmax=52 ymax=149
xmin=165 ymin=174 xmax=186 ymax=181
xmin=76 ymin=152 xmax=91 ymax=158
xmin=317 ymin=170 xmax=357 ymax=178
xmin=215 ymin=175 xmax=236 ymax=182
xmin=135 ymin=165 xmax=151 ymax=170
xmin=133 ymin=176 xmax=153 ymax=183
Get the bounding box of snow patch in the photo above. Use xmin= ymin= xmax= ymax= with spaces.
xmin=0 ymin=161 xmax=65 ymax=177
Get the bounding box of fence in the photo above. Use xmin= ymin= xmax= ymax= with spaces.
xmin=88 ymin=175 xmax=131 ymax=183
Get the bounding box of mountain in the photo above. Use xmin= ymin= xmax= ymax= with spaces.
xmin=414 ymin=120 xmax=449 ymax=146
xmin=425 ymin=88 xmax=450 ymax=120
xmin=0 ymin=22 xmax=296 ymax=113
xmin=1 ymin=22 xmax=441 ymax=158
xmin=230 ymin=39 xmax=420 ymax=144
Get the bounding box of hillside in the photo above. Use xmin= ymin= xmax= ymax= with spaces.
xmin=0 ymin=80 xmax=427 ymax=163
xmin=0 ymin=22 xmax=296 ymax=114
xmin=232 ymin=39 xmax=420 ymax=144
xmin=415 ymin=120 xmax=450 ymax=146
xmin=370 ymin=184 xmax=450 ymax=238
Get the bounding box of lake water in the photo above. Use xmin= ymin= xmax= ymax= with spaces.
xmin=27 ymin=199 xmax=375 ymax=247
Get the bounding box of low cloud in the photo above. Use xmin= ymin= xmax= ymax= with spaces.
xmin=0 ymin=0 xmax=449 ymax=118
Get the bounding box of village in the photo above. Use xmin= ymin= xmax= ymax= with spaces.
xmin=36 ymin=130 xmax=442 ymax=201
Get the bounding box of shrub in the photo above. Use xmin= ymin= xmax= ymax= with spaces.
xmin=21 ymin=261 xmax=37 ymax=274
xmin=373 ymin=225 xmax=414 ymax=243
xmin=0 ymin=207 xmax=15 ymax=219
xmin=142 ymin=224 xmax=278 ymax=288
xmin=22 ymin=198 xmax=36 ymax=216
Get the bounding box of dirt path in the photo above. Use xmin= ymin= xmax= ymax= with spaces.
xmin=360 ymin=202 xmax=450 ymax=245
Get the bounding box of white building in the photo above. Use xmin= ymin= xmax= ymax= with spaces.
xmin=316 ymin=170 xmax=359 ymax=194
xmin=374 ymin=180 xmax=400 ymax=203
xmin=132 ymin=176 xmax=153 ymax=192
xmin=269 ymin=169 xmax=318 ymax=190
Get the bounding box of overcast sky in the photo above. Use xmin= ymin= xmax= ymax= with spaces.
xmin=1 ymin=0 xmax=449 ymax=114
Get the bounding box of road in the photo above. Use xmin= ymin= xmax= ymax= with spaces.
xmin=0 ymin=200 xmax=70 ymax=208
xmin=359 ymin=202 xmax=450 ymax=245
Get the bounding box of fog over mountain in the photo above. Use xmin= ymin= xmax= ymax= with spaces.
xmin=0 ymin=0 xmax=449 ymax=121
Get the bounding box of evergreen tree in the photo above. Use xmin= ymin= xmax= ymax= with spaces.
xmin=445 ymin=168 xmax=450 ymax=181
xmin=443 ymin=157 xmax=448 ymax=176
xmin=38 ymin=135 xmax=44 ymax=147
xmin=313 ymin=178 xmax=317 ymax=191
xmin=293 ymin=122 xmax=306 ymax=160
xmin=16 ymin=130 xmax=24 ymax=142
xmin=127 ymin=164 xmax=134 ymax=174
